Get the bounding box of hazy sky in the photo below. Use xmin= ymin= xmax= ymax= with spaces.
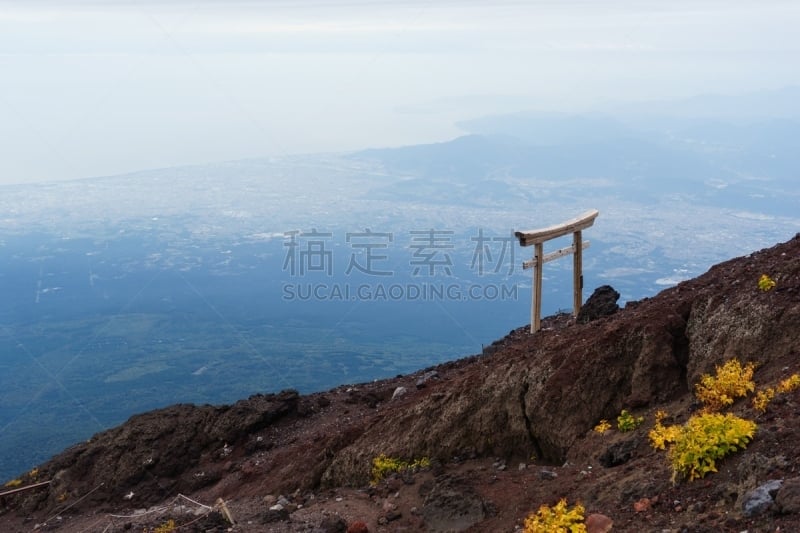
xmin=1 ymin=0 xmax=799 ymax=185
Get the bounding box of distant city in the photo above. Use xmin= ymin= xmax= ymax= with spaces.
xmin=1 ymin=96 xmax=799 ymax=480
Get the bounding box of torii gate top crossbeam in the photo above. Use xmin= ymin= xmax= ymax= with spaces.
xmin=514 ymin=209 xmax=599 ymax=247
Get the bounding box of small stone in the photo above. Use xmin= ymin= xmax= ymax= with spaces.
xmin=318 ymin=515 xmax=347 ymax=533
xmin=382 ymin=499 xmax=397 ymax=512
xmin=539 ymin=470 xmax=557 ymax=480
xmin=391 ymin=387 xmax=408 ymax=400
xmin=586 ymin=513 xmax=613 ymax=533
xmin=317 ymin=395 xmax=332 ymax=408
xmin=518 ymin=463 xmax=527 ymax=471
xmin=262 ymin=505 xmax=290 ymax=523
xmin=689 ymin=502 xmax=705 ymax=513
xmin=634 ymin=498 xmax=651 ymax=512
xmin=742 ymin=479 xmax=783 ymax=517
xmin=775 ymin=476 xmax=800 ymax=514
xmin=386 ymin=476 xmax=403 ymax=492
xmin=599 ymin=438 xmax=639 ymax=467
xmin=347 ymin=521 xmax=369 ymax=533
xmin=416 ymin=371 xmax=439 ymax=389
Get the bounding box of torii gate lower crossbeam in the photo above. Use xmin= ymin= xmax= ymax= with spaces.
xmin=514 ymin=209 xmax=599 ymax=333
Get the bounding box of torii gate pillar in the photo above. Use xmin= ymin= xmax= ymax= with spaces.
xmin=514 ymin=209 xmax=599 ymax=333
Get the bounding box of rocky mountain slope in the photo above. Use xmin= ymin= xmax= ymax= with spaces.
xmin=1 ymin=234 xmax=799 ymax=532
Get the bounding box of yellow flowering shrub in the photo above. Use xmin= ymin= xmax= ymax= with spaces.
xmin=751 ymin=374 xmax=800 ymax=413
xmin=593 ymin=420 xmax=611 ymax=434
xmin=695 ymin=359 xmax=755 ymax=412
xmin=752 ymin=388 xmax=775 ymax=413
xmin=651 ymin=361 xmax=765 ymax=482
xmin=667 ymin=412 xmax=756 ymax=481
xmin=777 ymin=374 xmax=800 ymax=393
xmin=523 ymin=498 xmax=586 ymax=533
xmin=648 ymin=411 xmax=682 ymax=450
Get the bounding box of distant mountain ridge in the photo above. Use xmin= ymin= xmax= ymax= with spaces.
xmin=356 ymin=107 xmax=800 ymax=216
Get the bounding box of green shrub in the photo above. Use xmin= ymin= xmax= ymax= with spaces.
xmin=617 ymin=410 xmax=644 ymax=432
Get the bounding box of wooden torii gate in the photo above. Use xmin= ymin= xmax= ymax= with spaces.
xmin=514 ymin=209 xmax=599 ymax=333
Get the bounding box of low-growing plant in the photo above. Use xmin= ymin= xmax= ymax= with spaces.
xmin=371 ymin=454 xmax=431 ymax=484
xmin=752 ymin=387 xmax=775 ymax=413
xmin=151 ymin=519 xmax=176 ymax=533
xmin=667 ymin=412 xmax=756 ymax=481
xmin=777 ymin=374 xmax=800 ymax=393
xmin=648 ymin=411 xmax=682 ymax=450
xmin=653 ymin=409 xmax=668 ymax=423
xmin=617 ymin=410 xmax=644 ymax=432
xmin=758 ymin=274 xmax=776 ymax=292
xmin=3 ymin=478 xmax=22 ymax=488
xmin=695 ymin=359 xmax=755 ymax=412
xmin=523 ymin=498 xmax=586 ymax=533
xmin=750 ymin=373 xmax=800 ymax=413
xmin=593 ymin=420 xmax=611 ymax=434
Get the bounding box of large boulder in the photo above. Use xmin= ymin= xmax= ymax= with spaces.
xmin=577 ymin=285 xmax=620 ymax=324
